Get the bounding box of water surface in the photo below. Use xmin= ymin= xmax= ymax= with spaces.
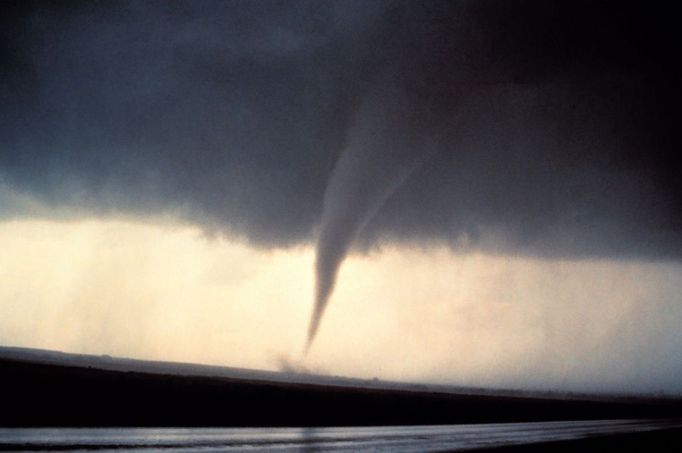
xmin=2 ymin=419 xmax=681 ymax=452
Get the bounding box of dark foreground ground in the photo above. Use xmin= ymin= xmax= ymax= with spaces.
xmin=2 ymin=347 xmax=681 ymax=427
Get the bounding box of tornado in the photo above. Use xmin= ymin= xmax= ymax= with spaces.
xmin=305 ymin=84 xmax=437 ymax=352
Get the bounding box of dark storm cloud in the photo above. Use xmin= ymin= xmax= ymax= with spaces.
xmin=0 ymin=0 xmax=384 ymax=243
xmin=1 ymin=0 xmax=681 ymax=257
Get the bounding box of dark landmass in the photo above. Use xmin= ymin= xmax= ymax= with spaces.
xmin=2 ymin=346 xmax=681 ymax=427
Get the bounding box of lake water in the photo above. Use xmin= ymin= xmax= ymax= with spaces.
xmin=2 ymin=419 xmax=681 ymax=452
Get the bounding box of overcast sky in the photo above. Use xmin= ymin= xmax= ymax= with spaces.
xmin=1 ymin=1 xmax=681 ymax=394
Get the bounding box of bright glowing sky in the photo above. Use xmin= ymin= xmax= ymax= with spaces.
xmin=2 ymin=219 xmax=682 ymax=394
